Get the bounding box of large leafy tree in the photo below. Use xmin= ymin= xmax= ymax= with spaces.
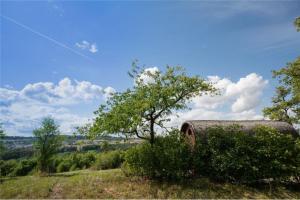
xmin=87 ymin=64 xmax=215 ymax=145
xmin=263 ymin=18 xmax=300 ymax=125
xmin=33 ymin=117 xmax=63 ymax=173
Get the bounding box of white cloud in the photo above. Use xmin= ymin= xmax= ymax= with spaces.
xmin=75 ymin=40 xmax=98 ymax=53
xmin=104 ymin=86 xmax=116 ymax=99
xmin=167 ymin=73 xmax=268 ymax=128
xmin=89 ymin=44 xmax=98 ymax=53
xmin=0 ymin=78 xmax=114 ymax=135
xmin=193 ymin=73 xmax=268 ymax=112
xmin=135 ymin=67 xmax=159 ymax=85
xmin=75 ymin=40 xmax=90 ymax=49
xmin=16 ymin=77 xmax=104 ymax=105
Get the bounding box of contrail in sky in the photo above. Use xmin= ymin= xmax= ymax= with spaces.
xmin=1 ymin=15 xmax=92 ymax=61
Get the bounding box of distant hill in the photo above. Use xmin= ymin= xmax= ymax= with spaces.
xmin=3 ymin=135 xmax=125 ymax=149
xmin=1 ymin=135 xmax=140 ymax=160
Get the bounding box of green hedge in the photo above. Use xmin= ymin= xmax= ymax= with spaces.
xmin=123 ymin=126 xmax=300 ymax=183
xmin=194 ymin=125 xmax=300 ymax=183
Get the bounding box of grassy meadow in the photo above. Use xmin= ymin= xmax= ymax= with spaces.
xmin=1 ymin=169 xmax=299 ymax=199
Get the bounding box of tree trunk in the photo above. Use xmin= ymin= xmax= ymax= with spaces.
xmin=150 ymin=118 xmax=155 ymax=146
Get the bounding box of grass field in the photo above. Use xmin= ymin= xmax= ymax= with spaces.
xmin=0 ymin=169 xmax=299 ymax=199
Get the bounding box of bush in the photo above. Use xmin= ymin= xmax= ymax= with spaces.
xmin=0 ymin=158 xmax=36 ymax=177
xmin=55 ymin=152 xmax=97 ymax=173
xmin=93 ymin=150 xmax=124 ymax=170
xmin=11 ymin=159 xmax=37 ymax=176
xmin=76 ymin=151 xmax=96 ymax=169
xmin=123 ymin=126 xmax=299 ymax=182
xmin=0 ymin=160 xmax=17 ymax=176
xmin=194 ymin=125 xmax=300 ymax=183
xmin=254 ymin=126 xmax=299 ymax=182
xmin=56 ymin=160 xmax=72 ymax=173
xmin=123 ymin=131 xmax=192 ymax=180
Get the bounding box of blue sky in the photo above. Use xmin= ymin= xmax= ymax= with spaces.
xmin=1 ymin=1 xmax=299 ymax=136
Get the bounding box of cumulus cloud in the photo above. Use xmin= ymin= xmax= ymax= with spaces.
xmin=15 ymin=77 xmax=105 ymax=105
xmin=167 ymin=73 xmax=268 ymax=128
xmin=193 ymin=73 xmax=268 ymax=112
xmin=75 ymin=40 xmax=98 ymax=53
xmin=0 ymin=78 xmax=114 ymax=135
xmin=103 ymin=86 xmax=116 ymax=99
xmin=135 ymin=67 xmax=159 ymax=85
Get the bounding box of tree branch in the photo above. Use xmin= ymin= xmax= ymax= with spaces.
xmin=153 ymin=90 xmax=188 ymax=120
xmin=134 ymin=129 xmax=149 ymax=140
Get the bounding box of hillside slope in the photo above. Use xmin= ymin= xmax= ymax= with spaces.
xmin=0 ymin=169 xmax=299 ymax=199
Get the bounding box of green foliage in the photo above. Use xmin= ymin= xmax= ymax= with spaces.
xmin=33 ymin=117 xmax=63 ymax=173
xmin=194 ymin=125 xmax=300 ymax=183
xmin=54 ymin=152 xmax=97 ymax=173
xmin=11 ymin=159 xmax=37 ymax=176
xmin=123 ymin=131 xmax=192 ymax=180
xmin=93 ymin=150 xmax=124 ymax=170
xmin=0 ymin=160 xmax=17 ymax=176
xmin=100 ymin=141 xmax=111 ymax=152
xmin=88 ymin=63 xmax=215 ymax=144
xmin=0 ymin=158 xmax=36 ymax=177
xmin=122 ymin=125 xmax=300 ymax=183
xmin=56 ymin=160 xmax=72 ymax=173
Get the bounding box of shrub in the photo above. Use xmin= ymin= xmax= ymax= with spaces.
xmin=194 ymin=125 xmax=300 ymax=183
xmin=48 ymin=156 xmax=63 ymax=173
xmin=56 ymin=160 xmax=72 ymax=173
xmin=253 ymin=126 xmax=299 ymax=182
xmin=52 ymin=152 xmax=96 ymax=173
xmin=100 ymin=141 xmax=112 ymax=152
xmin=11 ymin=159 xmax=37 ymax=176
xmin=0 ymin=160 xmax=17 ymax=176
xmin=123 ymin=131 xmax=192 ymax=180
xmin=93 ymin=150 xmax=124 ymax=170
xmin=68 ymin=152 xmax=96 ymax=170
xmin=77 ymin=151 xmax=96 ymax=169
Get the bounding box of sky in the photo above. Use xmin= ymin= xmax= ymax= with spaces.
xmin=0 ymin=1 xmax=299 ymax=136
